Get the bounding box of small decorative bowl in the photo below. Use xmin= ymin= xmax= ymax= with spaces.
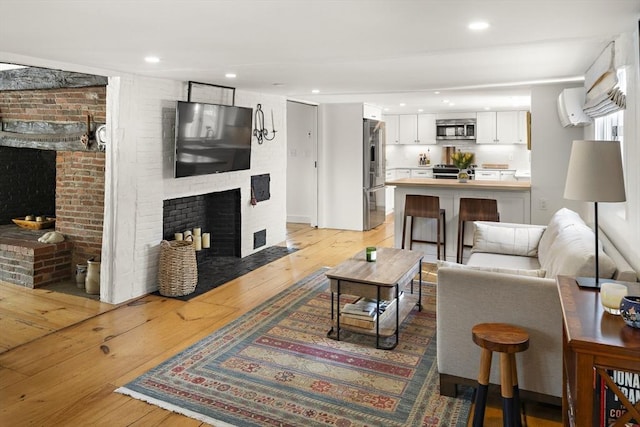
xmin=619 ymin=296 xmax=640 ymax=329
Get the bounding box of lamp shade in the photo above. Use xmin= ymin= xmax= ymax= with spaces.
xmin=564 ymin=140 xmax=626 ymax=202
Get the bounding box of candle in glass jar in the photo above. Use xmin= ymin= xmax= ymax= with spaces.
xmin=202 ymin=233 xmax=211 ymax=248
xmin=366 ymin=247 xmax=376 ymax=262
xmin=600 ymin=282 xmax=627 ymax=315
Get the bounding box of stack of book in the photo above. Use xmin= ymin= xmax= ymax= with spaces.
xmin=339 ymin=294 xmax=402 ymax=329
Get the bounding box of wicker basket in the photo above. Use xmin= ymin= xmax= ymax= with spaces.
xmin=158 ymin=240 xmax=198 ymax=296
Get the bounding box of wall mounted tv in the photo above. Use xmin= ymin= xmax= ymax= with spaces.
xmin=174 ymin=101 xmax=253 ymax=178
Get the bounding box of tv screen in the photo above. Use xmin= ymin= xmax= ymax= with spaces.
xmin=174 ymin=101 xmax=252 ymax=178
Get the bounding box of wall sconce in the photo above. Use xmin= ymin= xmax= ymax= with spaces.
xmin=253 ymin=103 xmax=277 ymax=144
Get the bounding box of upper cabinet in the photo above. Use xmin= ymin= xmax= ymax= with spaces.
xmin=476 ymin=111 xmax=529 ymax=145
xmin=417 ymin=114 xmax=437 ymax=144
xmin=384 ymin=114 xmax=399 ymax=144
xmin=363 ymin=104 xmax=382 ymax=120
xmin=383 ymin=113 xmax=436 ymax=144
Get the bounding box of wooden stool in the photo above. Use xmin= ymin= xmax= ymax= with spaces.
xmin=471 ymin=323 xmax=529 ymax=427
xmin=457 ymin=198 xmax=499 ymax=263
xmin=401 ymin=194 xmax=446 ymax=260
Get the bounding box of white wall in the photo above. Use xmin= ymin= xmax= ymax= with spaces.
xmin=102 ymin=74 xmax=287 ymax=304
xmin=530 ymin=83 xmax=585 ymax=225
xmin=318 ymin=103 xmax=364 ymax=230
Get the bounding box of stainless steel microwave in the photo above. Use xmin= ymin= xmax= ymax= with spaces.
xmin=436 ymin=119 xmax=476 ymax=140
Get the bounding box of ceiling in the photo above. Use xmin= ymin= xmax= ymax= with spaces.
xmin=0 ymin=1 xmax=638 ymax=114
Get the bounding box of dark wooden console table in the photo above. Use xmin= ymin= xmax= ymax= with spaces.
xmin=557 ymin=275 xmax=640 ymax=427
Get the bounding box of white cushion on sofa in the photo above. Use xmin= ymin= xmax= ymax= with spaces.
xmin=438 ymin=260 xmax=547 ymax=278
xmin=472 ymin=221 xmax=546 ymax=257
xmin=466 ymin=252 xmax=542 ymax=271
xmin=538 ymin=208 xmax=586 ymax=267
xmin=541 ymin=223 xmax=616 ymax=279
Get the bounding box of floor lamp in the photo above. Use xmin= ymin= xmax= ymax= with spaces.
xmin=564 ymin=140 xmax=626 ymax=289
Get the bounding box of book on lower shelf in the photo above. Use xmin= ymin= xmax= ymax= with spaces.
xmin=339 ymin=293 xmax=403 ymax=329
xmin=596 ymin=368 xmax=640 ymax=427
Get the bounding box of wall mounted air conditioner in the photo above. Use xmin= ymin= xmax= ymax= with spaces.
xmin=557 ymin=88 xmax=592 ymax=127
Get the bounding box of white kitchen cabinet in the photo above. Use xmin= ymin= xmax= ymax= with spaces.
xmin=417 ymin=114 xmax=436 ymax=144
xmin=383 ymin=114 xmax=399 ymax=144
xmin=476 ymin=111 xmax=528 ymax=144
xmin=363 ymin=104 xmax=382 ymax=120
xmin=474 ymin=169 xmax=517 ymax=181
xmin=474 ymin=170 xmax=500 ymax=181
xmin=516 ymin=111 xmax=530 ymax=145
xmin=398 ymin=114 xmax=436 ymax=144
xmin=395 ymin=168 xmax=411 ymax=179
xmin=399 ymin=115 xmax=418 ymax=144
xmin=499 ymin=170 xmax=517 ymax=181
xmin=411 ymin=168 xmax=433 ymax=178
xmin=476 ymin=112 xmax=497 ymax=144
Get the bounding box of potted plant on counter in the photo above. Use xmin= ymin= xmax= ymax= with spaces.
xmin=451 ymin=151 xmax=474 ymax=182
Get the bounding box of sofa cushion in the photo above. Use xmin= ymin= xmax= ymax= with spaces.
xmin=472 ymin=221 xmax=546 ymax=257
xmin=541 ymin=223 xmax=617 ymax=279
xmin=538 ymin=208 xmax=586 ymax=267
xmin=438 ymin=260 xmax=547 ymax=278
xmin=466 ymin=252 xmax=542 ymax=271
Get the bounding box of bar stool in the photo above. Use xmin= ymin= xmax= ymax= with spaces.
xmin=471 ymin=323 xmax=529 ymax=427
xmin=457 ymin=198 xmax=499 ymax=263
xmin=401 ymin=194 xmax=446 ymax=260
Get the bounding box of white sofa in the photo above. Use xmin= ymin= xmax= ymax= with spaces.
xmin=436 ymin=208 xmax=637 ymax=403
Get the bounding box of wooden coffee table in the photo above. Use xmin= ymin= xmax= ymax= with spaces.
xmin=325 ymin=247 xmax=423 ymax=349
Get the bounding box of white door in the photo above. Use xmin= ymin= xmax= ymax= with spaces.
xmin=286 ymin=101 xmax=318 ymax=226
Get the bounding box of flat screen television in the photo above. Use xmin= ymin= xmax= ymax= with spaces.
xmin=174 ymin=101 xmax=252 ymax=178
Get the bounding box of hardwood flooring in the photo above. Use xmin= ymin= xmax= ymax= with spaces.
xmin=0 ymin=217 xmax=561 ymax=426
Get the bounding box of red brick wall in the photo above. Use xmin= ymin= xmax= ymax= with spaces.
xmin=0 ymin=86 xmax=106 ymax=123
xmin=56 ymin=151 xmax=105 ymax=267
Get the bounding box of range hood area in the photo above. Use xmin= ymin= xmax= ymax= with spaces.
xmin=435 ymin=118 xmax=476 ymax=142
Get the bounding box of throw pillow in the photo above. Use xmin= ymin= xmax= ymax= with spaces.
xmin=538 ymin=208 xmax=586 ymax=266
xmin=471 ymin=222 xmax=546 ymax=257
xmin=437 ymin=260 xmax=547 ymax=278
xmin=540 ymin=222 xmax=616 ymax=279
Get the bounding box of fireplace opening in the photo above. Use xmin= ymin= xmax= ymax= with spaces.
xmin=163 ymin=188 xmax=241 ymax=260
xmin=0 ymin=146 xmax=56 ymax=224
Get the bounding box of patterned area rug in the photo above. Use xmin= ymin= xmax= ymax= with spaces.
xmin=117 ymin=267 xmax=471 ymax=426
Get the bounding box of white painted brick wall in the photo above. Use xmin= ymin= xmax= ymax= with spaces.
xmin=103 ymin=75 xmax=287 ymax=304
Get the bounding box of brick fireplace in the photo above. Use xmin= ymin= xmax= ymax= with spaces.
xmin=0 ymin=68 xmax=107 ymax=287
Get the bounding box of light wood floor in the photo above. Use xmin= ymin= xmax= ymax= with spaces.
xmin=0 ymin=217 xmax=561 ymax=426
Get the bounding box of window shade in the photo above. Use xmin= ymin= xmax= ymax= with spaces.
xmin=583 ymin=42 xmax=626 ymax=118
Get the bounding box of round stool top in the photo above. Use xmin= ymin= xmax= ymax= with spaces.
xmin=472 ymin=323 xmax=529 ymax=354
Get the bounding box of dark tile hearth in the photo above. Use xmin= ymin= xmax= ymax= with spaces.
xmin=157 ymin=245 xmax=298 ymax=301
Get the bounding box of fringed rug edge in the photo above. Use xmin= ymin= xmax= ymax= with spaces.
xmin=115 ymin=386 xmax=237 ymax=427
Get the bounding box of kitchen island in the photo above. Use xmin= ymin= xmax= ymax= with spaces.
xmin=387 ymin=178 xmax=531 ymax=261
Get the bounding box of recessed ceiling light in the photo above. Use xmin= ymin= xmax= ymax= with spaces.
xmin=484 ymin=106 xmax=491 ymax=110
xmin=442 ymin=99 xmax=450 ymax=103
xmin=144 ymin=56 xmax=160 ymax=63
xmin=399 ymin=103 xmax=406 ymax=107
xmin=468 ymin=21 xmax=490 ymax=31
xmin=311 ymin=89 xmax=320 ymax=94
xmin=434 ymin=91 xmax=440 ymax=95
xmin=225 ymin=73 xmax=237 ymax=78
xmin=384 ymin=108 xmax=390 ymax=111
xmin=418 ymin=109 xmax=424 ymax=113
xmin=449 ymin=102 xmax=456 ymax=107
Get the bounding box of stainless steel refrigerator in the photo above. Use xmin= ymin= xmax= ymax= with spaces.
xmin=363 ymin=118 xmax=385 ymax=230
